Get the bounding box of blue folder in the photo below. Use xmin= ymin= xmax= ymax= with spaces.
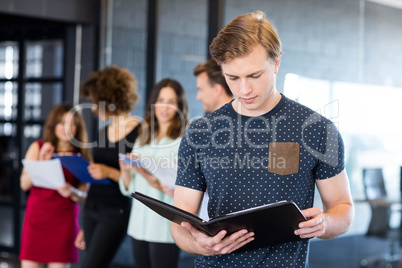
xmin=53 ymin=154 xmax=110 ymax=185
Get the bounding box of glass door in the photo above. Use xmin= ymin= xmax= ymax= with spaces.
xmin=0 ymin=20 xmax=67 ymax=255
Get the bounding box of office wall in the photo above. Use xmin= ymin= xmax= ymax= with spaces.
xmin=108 ymin=0 xmax=402 ymax=119
xmin=155 ymin=0 xmax=208 ymax=119
xmin=0 ymin=0 xmax=98 ymax=23
xmin=108 ymin=0 xmax=148 ymax=117
xmin=108 ymin=0 xmax=208 ymax=119
xmin=224 ymin=0 xmax=402 ymax=90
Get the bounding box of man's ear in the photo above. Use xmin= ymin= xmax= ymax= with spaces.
xmin=274 ymin=56 xmax=281 ymax=74
xmin=213 ymin=83 xmax=223 ymax=96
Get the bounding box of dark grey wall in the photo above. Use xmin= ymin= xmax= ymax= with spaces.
xmin=108 ymin=0 xmax=208 ymax=119
xmin=110 ymin=0 xmax=148 ymax=117
xmin=0 ymin=0 xmax=98 ymax=23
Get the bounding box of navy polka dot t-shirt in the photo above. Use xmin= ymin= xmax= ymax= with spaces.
xmin=176 ymin=94 xmax=345 ymax=268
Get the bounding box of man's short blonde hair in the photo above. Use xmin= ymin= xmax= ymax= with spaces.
xmin=209 ymin=10 xmax=282 ymax=65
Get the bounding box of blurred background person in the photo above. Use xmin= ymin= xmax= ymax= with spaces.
xmin=20 ymin=103 xmax=92 ymax=268
xmin=193 ymin=58 xmax=232 ymax=220
xmin=77 ymin=66 xmax=140 ymax=268
xmin=193 ymin=58 xmax=232 ymax=114
xmin=119 ymin=78 xmax=188 ymax=268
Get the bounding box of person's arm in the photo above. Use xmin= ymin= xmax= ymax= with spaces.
xmin=119 ymin=153 xmax=169 ymax=194
xmin=119 ymin=156 xmax=133 ymax=190
xmin=87 ymin=162 xmax=121 ymax=182
xmin=294 ymin=169 xmax=354 ymax=239
xmin=171 ymin=186 xmax=255 ymax=255
xmin=20 ymin=142 xmax=40 ymax=191
xmin=132 ymin=165 xmax=164 ymax=192
xmin=74 ymin=229 xmax=86 ymax=250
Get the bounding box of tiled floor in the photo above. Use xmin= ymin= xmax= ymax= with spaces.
xmin=1 ymin=235 xmax=401 ymax=268
xmin=0 ymin=248 xmax=196 ymax=268
xmin=0 ymin=252 xmax=20 ymax=268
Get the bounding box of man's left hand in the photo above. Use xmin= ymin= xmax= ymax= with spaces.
xmin=294 ymin=207 xmax=326 ymax=238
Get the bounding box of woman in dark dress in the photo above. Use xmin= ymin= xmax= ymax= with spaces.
xmin=77 ymin=66 xmax=140 ymax=267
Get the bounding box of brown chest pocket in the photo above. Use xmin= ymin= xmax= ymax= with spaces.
xmin=268 ymin=142 xmax=300 ymax=175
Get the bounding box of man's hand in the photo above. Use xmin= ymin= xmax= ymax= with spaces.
xmin=294 ymin=207 xmax=325 ymax=239
xmin=180 ymin=221 xmax=254 ymax=255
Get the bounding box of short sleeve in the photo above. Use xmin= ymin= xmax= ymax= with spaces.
xmin=312 ymin=121 xmax=345 ymax=180
xmin=175 ymin=127 xmax=207 ymax=191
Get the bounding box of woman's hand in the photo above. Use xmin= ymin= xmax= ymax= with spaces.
xmin=75 ymin=229 xmax=86 ymax=250
xmin=56 ymin=183 xmax=72 ymax=198
xmin=87 ymin=162 xmax=109 ymax=180
xmin=39 ymin=142 xmax=54 ymax=161
xmin=118 ymin=154 xmax=132 ymax=172
xmin=162 ymin=184 xmax=175 ymax=197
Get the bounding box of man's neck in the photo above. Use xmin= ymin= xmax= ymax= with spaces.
xmin=214 ymin=95 xmax=233 ymax=112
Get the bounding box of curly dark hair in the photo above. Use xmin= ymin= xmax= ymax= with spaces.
xmin=80 ymin=66 xmax=139 ymax=115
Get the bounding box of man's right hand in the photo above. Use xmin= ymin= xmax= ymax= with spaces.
xmin=180 ymin=221 xmax=254 ymax=255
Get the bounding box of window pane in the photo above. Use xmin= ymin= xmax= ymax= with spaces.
xmin=0 ymin=135 xmax=17 ymax=161
xmin=23 ymin=124 xmax=42 ymax=155
xmin=0 ymin=82 xmax=18 ymax=120
xmin=25 ymin=40 xmax=63 ymax=78
xmin=0 ymin=42 xmax=19 ymax=79
xmin=284 ymin=73 xmax=402 ymax=234
xmin=0 ymin=123 xmax=16 ymax=137
xmin=0 ymin=207 xmax=14 ymax=247
xmin=24 ymin=82 xmax=63 ymax=121
xmin=0 ymin=163 xmax=15 ymax=203
xmin=24 ymin=124 xmax=42 ymax=139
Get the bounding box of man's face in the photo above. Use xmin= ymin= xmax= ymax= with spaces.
xmin=221 ymin=44 xmax=280 ymax=117
xmin=196 ymin=72 xmax=219 ymax=114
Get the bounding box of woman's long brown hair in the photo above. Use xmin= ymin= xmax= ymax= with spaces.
xmin=138 ymin=78 xmax=188 ymax=146
xmin=42 ymin=103 xmax=92 ymax=161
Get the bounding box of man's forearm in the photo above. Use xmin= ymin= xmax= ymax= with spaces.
xmin=171 ymin=223 xmax=199 ymax=255
xmin=320 ymin=203 xmax=354 ymax=239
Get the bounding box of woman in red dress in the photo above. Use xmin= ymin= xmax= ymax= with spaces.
xmin=19 ymin=103 xmax=92 ymax=268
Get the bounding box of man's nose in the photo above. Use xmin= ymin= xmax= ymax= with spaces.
xmin=240 ymin=80 xmax=251 ymax=95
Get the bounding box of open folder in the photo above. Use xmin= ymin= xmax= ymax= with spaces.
xmin=53 ymin=154 xmax=110 ymax=184
xmin=132 ymin=192 xmax=308 ymax=251
xmin=119 ymin=153 xmax=177 ymax=188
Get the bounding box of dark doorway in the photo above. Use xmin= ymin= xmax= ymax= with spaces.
xmin=0 ymin=13 xmax=75 ymax=255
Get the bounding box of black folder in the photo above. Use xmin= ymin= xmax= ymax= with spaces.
xmin=132 ymin=191 xmax=308 ymax=251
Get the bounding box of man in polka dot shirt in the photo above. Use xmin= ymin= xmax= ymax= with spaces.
xmin=171 ymin=10 xmax=354 ymax=268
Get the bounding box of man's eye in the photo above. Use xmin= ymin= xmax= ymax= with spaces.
xmin=251 ymin=74 xmax=262 ymax=79
xmin=228 ymin=77 xmax=238 ymax=81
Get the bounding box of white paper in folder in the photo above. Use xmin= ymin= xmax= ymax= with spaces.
xmin=22 ymin=159 xmax=66 ymax=189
